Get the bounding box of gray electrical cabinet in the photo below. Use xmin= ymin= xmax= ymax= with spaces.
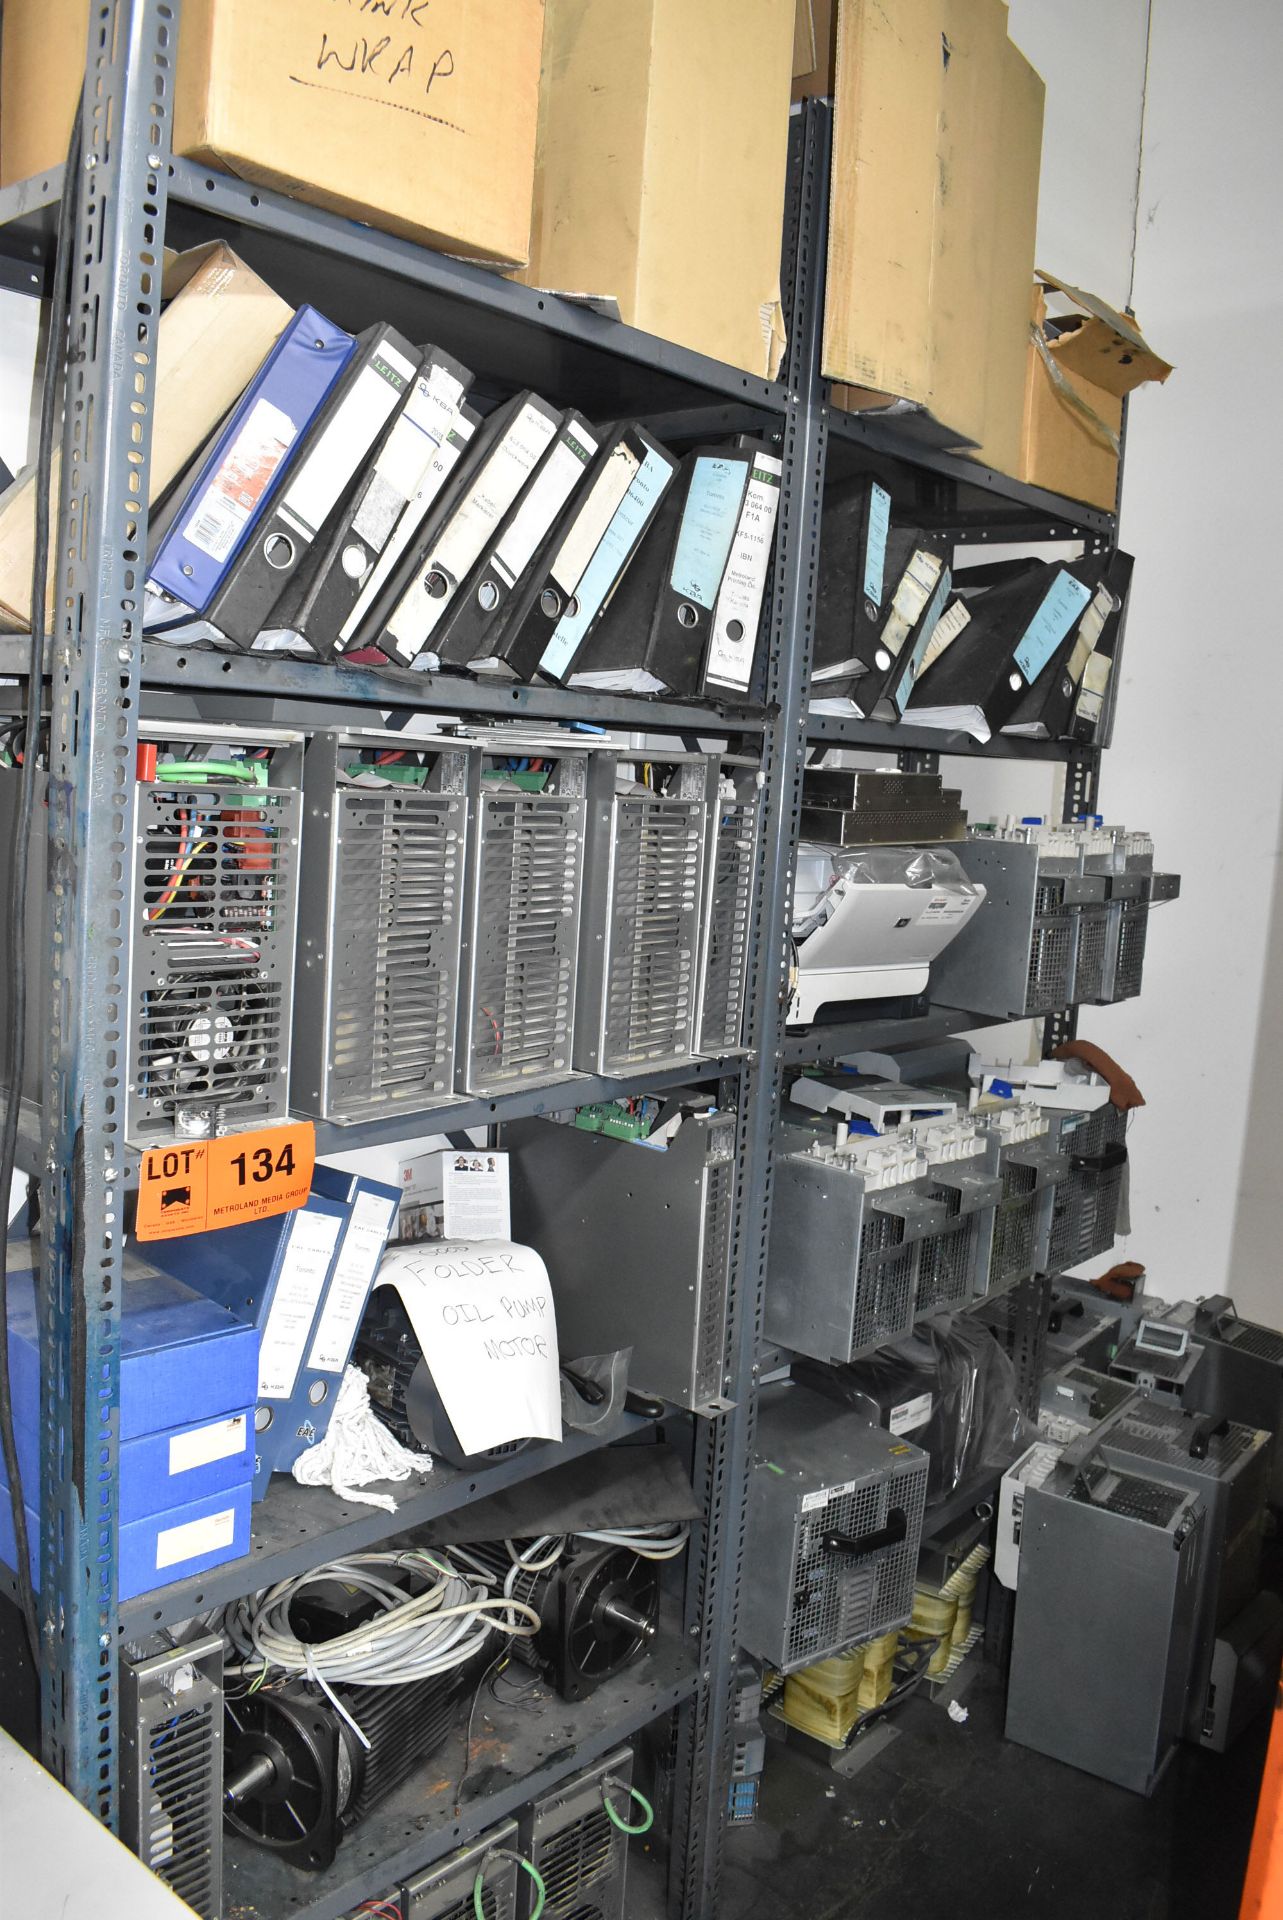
xmin=404 ymin=1820 xmax=520 ymax=1920
xmin=740 ymin=1382 xmax=929 ymax=1673
xmin=119 ymin=1633 xmax=224 ymax=1920
xmin=1006 ymin=1452 xmax=1205 ymax=1794
xmin=695 ymin=755 xmax=762 ymax=1056
xmin=518 ymin=1747 xmax=634 ymax=1920
xmin=505 ymin=1105 xmax=737 ymax=1414
xmin=1099 ymin=1399 xmax=1270 ymax=1747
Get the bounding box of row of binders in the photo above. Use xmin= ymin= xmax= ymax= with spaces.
xmin=144 ymin=306 xmax=782 ymax=700
xmin=813 ymin=477 xmax=1133 ymax=743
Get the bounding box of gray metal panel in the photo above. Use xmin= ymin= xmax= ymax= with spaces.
xmin=404 ymin=1821 xmax=520 ymax=1920
xmin=1006 ymin=1465 xmax=1204 ymax=1795
xmin=1100 ymin=1401 xmax=1270 ymax=1744
xmin=119 ymin=1634 xmax=223 ymax=1920
xmin=505 ymin=1112 xmax=736 ymax=1414
xmin=739 ymin=1384 xmax=929 ymax=1672
xmin=931 ymin=841 xmax=1092 ymax=1019
xmin=293 ymin=731 xmax=474 ymax=1122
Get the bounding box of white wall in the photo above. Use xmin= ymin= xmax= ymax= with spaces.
xmin=997 ymin=0 xmax=1283 ymax=1316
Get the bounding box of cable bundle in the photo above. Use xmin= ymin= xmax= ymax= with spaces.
xmin=221 ymin=1549 xmax=539 ymax=1693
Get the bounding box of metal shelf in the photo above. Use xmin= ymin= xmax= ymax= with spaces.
xmin=779 ymin=1001 xmax=997 ymax=1067
xmin=0 ymin=162 xmax=786 ymax=424
xmin=803 ymin=711 xmax=1095 ymax=758
xmin=115 ymin=1412 xmax=658 ymax=1634
xmin=0 ymin=638 xmax=768 ymax=738
xmin=221 ymin=1605 xmax=697 ymax=1920
xmin=824 ymin=402 xmax=1117 ymax=540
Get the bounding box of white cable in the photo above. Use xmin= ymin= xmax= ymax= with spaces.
xmin=221 ymin=1550 xmax=540 ymax=1690
xmin=291 ymin=1366 xmax=426 ymax=1511
xmin=575 ymin=1522 xmax=690 ymax=1560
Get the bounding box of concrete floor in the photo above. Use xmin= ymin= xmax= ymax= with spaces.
xmin=713 ymin=1657 xmax=1269 ymax=1920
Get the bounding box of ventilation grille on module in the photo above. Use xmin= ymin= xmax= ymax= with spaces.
xmin=466 ymin=792 xmax=583 ymax=1090
xmin=600 ymin=796 xmax=703 ymax=1070
xmin=697 ymin=798 xmax=757 ymax=1052
xmin=326 ymin=789 xmax=463 ymax=1118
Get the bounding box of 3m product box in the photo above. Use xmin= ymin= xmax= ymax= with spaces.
xmin=1 ymin=0 xmax=544 ymax=265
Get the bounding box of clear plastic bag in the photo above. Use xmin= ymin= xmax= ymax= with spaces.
xmin=792 ymin=843 xmax=982 ymax=941
xmin=795 ymin=1314 xmax=1034 ymax=1507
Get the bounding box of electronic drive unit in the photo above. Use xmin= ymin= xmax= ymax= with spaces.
xmin=740 ymin=1382 xmax=929 ymax=1673
xmin=292 ymin=728 xmax=475 ymax=1122
xmin=505 ymin=1102 xmax=736 ymax=1414
xmin=695 ymin=755 xmax=762 ymax=1054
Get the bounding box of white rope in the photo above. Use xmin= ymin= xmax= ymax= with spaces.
xmin=292 ymin=1366 xmax=427 ymax=1511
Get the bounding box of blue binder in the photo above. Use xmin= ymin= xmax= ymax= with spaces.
xmin=148 ymin=304 xmax=356 ymax=613
xmin=146 ymin=1190 xmax=349 ymax=1497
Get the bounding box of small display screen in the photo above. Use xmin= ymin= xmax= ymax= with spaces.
xmin=1134 ymin=1321 xmax=1189 ymax=1357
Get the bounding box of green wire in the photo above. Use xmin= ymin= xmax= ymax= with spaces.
xmin=474 ymin=1857 xmax=544 ymax=1920
xmin=153 ymin=759 xmax=264 ymax=785
xmin=603 ymin=1782 xmax=654 ymax=1835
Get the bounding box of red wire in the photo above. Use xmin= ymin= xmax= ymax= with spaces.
xmin=377 ymin=750 xmax=406 ymax=764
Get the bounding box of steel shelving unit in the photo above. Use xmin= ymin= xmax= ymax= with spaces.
xmin=0 ymin=10 xmax=1121 ymax=1917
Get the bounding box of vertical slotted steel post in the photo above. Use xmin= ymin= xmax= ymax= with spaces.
xmin=39 ymin=0 xmax=176 ymax=1818
xmin=670 ymin=101 xmax=830 ymax=1918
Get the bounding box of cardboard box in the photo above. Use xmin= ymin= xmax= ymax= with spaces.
xmin=1 ymin=0 xmax=542 ymax=263
xmin=1 ymin=1485 xmax=252 ymax=1600
xmin=523 ymin=0 xmax=795 ymax=377
xmin=0 ymin=241 xmax=290 ymax=631
xmin=823 ymin=0 xmax=1044 ymax=477
xmin=1021 ymin=272 xmax=1173 ymax=511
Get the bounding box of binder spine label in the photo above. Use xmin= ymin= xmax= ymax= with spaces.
xmin=549 ymin=442 xmax=640 ymax=595
xmin=1067 ymin=580 xmax=1114 ymax=686
xmin=340 ymin=412 xmax=475 ymax=645
xmin=669 ymin=456 xmax=746 ymax=608
xmin=706 ymin=456 xmax=783 ymax=692
xmin=256 ymin=1209 xmax=343 ymax=1400
xmin=393 ymin=402 xmax=559 ymax=655
xmin=352 ymin=362 xmax=462 ymax=547
xmin=922 ymin=597 xmax=970 ymax=674
xmin=864 ymin=482 xmax=891 ymax=608
xmin=492 ymin=424 xmax=599 ymax=587
xmin=1013 ymin=570 xmax=1094 ymax=681
xmin=285 ymin=346 xmax=416 ymax=541
xmin=1075 ymin=651 xmax=1112 ymax=726
xmin=306 ymin=1190 xmax=397 ymax=1374
xmin=881 ymin=548 xmax=943 ymax=658
xmin=182 ymin=397 xmax=297 ymax=563
xmin=540 ymin=446 xmax=674 ymax=677
xmin=895 ymin=568 xmax=952 ymax=712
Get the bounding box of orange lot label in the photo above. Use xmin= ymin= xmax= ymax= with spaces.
xmin=135 ymin=1122 xmax=316 ymax=1241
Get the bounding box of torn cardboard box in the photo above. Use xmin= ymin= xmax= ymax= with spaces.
xmin=1021 ymin=271 xmax=1174 ymax=511
xmin=0 ymin=244 xmax=290 ymax=632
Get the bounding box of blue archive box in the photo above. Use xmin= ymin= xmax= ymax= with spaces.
xmin=2 ymin=1253 xmax=256 ymax=1599
xmin=1 ymin=1486 xmax=253 ymax=1602
xmin=146 ymin=1188 xmax=353 ymax=1496
xmin=148 ymin=304 xmax=356 ymax=612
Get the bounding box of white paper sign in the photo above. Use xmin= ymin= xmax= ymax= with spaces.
xmin=154 ymin=1505 xmax=238 ymax=1571
xmin=376 ymin=1240 xmax=561 ymax=1456
xmin=441 ymin=1152 xmax=511 ymax=1241
xmin=168 ymin=1414 xmax=248 ymax=1478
